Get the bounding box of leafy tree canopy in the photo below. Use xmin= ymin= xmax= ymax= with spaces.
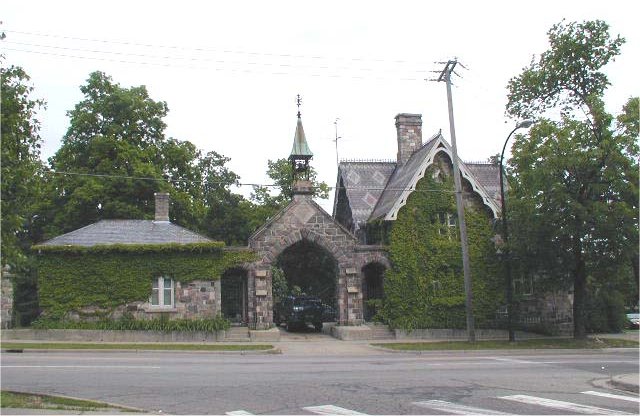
xmin=1 ymin=62 xmax=46 ymax=269
xmin=505 ymin=20 xmax=637 ymax=338
xmin=43 ymin=71 xmax=243 ymax=242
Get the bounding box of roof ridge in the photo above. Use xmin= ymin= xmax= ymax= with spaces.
xmin=339 ymin=158 xmax=396 ymax=163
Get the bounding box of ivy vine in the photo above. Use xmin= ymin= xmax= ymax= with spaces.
xmin=34 ymin=243 xmax=256 ymax=319
xmin=376 ymin=161 xmax=504 ymax=330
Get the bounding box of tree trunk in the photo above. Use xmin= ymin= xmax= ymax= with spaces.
xmin=572 ymin=239 xmax=587 ymax=339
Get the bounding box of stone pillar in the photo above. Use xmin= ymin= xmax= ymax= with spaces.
xmin=396 ymin=113 xmax=423 ymax=166
xmin=252 ymin=268 xmax=271 ymax=329
xmin=214 ymin=279 xmax=222 ymax=316
xmin=346 ymin=266 xmax=363 ymax=325
xmin=1 ymin=266 xmax=14 ymax=329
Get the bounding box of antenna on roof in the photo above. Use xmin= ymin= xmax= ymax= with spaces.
xmin=333 ymin=118 xmax=342 ymax=168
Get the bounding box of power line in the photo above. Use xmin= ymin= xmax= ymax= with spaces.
xmin=3 ymin=40 xmax=427 ymax=75
xmin=43 ymin=170 xmax=457 ymax=193
xmin=3 ymin=29 xmax=434 ymax=67
xmin=4 ymin=48 xmax=425 ymax=82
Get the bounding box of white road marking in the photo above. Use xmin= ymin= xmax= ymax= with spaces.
xmin=582 ymin=391 xmax=640 ymax=403
xmin=500 ymin=394 xmax=632 ymax=414
xmin=303 ymin=404 xmax=367 ymax=415
xmin=225 ymin=411 xmax=254 ymax=415
xmin=1 ymin=365 xmax=161 ymax=369
xmin=483 ymin=357 xmax=538 ymax=364
xmin=412 ymin=400 xmax=508 ymax=415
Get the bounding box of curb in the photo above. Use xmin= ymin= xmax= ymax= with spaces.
xmin=609 ymin=374 xmax=640 ymax=393
xmin=1 ymin=347 xmax=280 ymax=355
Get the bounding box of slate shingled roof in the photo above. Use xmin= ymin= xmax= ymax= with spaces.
xmin=466 ymin=163 xmax=502 ymax=202
xmin=40 ymin=220 xmax=212 ymax=247
xmin=334 ymin=131 xmax=502 ymax=229
xmin=335 ymin=160 xmax=396 ymax=227
xmin=370 ymin=135 xmax=440 ymax=220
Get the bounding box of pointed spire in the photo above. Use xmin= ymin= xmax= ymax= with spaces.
xmin=289 ymin=117 xmax=313 ymax=158
xmin=289 ymin=94 xmax=313 ymax=159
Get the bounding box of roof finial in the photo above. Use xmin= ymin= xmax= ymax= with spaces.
xmin=296 ymin=94 xmax=302 ymax=119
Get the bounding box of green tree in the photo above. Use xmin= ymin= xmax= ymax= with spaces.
xmin=249 ymin=158 xmax=330 ymax=227
xmin=44 ymin=71 xmax=245 ymax=243
xmin=506 ymin=20 xmax=638 ymax=338
xmin=1 ymin=63 xmax=45 ymax=269
xmin=1 ymin=63 xmax=47 ymax=325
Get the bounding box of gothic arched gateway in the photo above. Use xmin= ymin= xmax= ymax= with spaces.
xmin=246 ymin=191 xmax=389 ymax=329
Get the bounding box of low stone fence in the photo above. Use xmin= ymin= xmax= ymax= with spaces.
xmin=394 ymin=328 xmax=550 ymax=341
xmin=1 ymin=329 xmax=225 ymax=343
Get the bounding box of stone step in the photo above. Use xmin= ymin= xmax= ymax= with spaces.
xmin=368 ymin=324 xmax=396 ymax=340
xmin=225 ymin=326 xmax=250 ymax=341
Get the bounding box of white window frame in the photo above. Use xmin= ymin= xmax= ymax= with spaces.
xmin=150 ymin=276 xmax=175 ymax=309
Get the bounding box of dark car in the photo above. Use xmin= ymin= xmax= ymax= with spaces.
xmin=274 ymin=295 xmax=331 ymax=331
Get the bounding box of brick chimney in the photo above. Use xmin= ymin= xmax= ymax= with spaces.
xmin=154 ymin=192 xmax=170 ymax=222
xmin=396 ymin=113 xmax=422 ymax=166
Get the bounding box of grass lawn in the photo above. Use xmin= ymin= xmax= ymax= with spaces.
xmin=373 ymin=337 xmax=639 ymax=351
xmin=0 ymin=342 xmax=274 ymax=351
xmin=1 ymin=390 xmax=138 ymax=412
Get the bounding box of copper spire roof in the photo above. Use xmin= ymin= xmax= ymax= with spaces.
xmin=289 ymin=117 xmax=313 ymax=158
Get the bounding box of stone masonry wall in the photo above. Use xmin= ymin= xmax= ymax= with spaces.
xmin=69 ymin=279 xmax=221 ymax=321
xmin=248 ymin=194 xmax=389 ymax=329
xmin=1 ymin=267 xmax=14 ymax=329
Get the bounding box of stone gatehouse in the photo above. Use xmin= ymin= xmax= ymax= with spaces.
xmin=245 ymin=187 xmax=389 ymax=329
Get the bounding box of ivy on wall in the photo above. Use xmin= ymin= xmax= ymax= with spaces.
xmin=376 ymin=161 xmax=504 ymax=330
xmin=33 ymin=242 xmax=256 ymax=319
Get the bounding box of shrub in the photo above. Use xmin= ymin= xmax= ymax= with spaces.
xmin=31 ymin=314 xmax=231 ymax=332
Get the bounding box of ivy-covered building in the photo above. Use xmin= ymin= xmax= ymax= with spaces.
xmin=34 ymin=193 xmax=254 ymax=321
xmin=333 ymin=114 xmax=573 ymax=333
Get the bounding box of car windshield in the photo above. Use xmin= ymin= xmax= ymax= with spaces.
xmin=626 ymin=313 xmax=639 ymax=319
xmin=293 ymin=297 xmax=321 ymax=306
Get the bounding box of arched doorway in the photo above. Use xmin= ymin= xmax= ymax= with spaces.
xmin=362 ymin=262 xmax=386 ymax=321
xmin=221 ymin=268 xmax=248 ymax=324
xmin=274 ymin=239 xmax=339 ymax=330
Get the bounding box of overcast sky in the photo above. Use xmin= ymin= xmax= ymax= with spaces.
xmin=2 ymin=1 xmax=638 ymax=212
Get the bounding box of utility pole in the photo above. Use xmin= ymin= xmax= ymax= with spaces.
xmin=436 ymin=59 xmax=476 ymax=342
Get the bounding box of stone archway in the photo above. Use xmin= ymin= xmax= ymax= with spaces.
xmin=247 ymin=194 xmax=389 ymax=329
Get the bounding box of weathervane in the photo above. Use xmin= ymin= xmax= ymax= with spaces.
xmin=296 ymin=94 xmax=302 ymax=119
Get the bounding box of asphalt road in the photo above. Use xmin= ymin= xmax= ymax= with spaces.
xmin=1 ymin=348 xmax=638 ymax=415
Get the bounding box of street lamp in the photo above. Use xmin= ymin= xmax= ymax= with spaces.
xmin=500 ymin=119 xmax=534 ymax=342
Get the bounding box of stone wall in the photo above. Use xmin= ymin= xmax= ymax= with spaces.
xmin=516 ymin=290 xmax=574 ymax=336
xmin=248 ymin=193 xmax=389 ymax=329
xmin=68 ymin=279 xmax=221 ymax=321
xmin=1 ymin=267 xmax=14 ymax=329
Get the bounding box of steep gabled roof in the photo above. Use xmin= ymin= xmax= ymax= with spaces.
xmin=465 ymin=162 xmax=502 ymax=203
xmin=369 ymin=133 xmax=441 ymax=220
xmin=336 ymin=132 xmax=502 ymax=226
xmin=39 ymin=220 xmax=212 ymax=247
xmin=333 ymin=160 xmax=396 ymax=229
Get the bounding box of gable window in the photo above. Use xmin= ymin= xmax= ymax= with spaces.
xmin=438 ymin=212 xmax=457 ymax=238
xmin=151 ymin=276 xmax=174 ymax=308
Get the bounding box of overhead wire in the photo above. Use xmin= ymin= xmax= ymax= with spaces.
xmin=3 ymin=29 xmax=434 ymax=66
xmin=2 ymin=29 xmax=428 ymax=81
xmin=43 ymin=169 xmax=458 ymax=193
